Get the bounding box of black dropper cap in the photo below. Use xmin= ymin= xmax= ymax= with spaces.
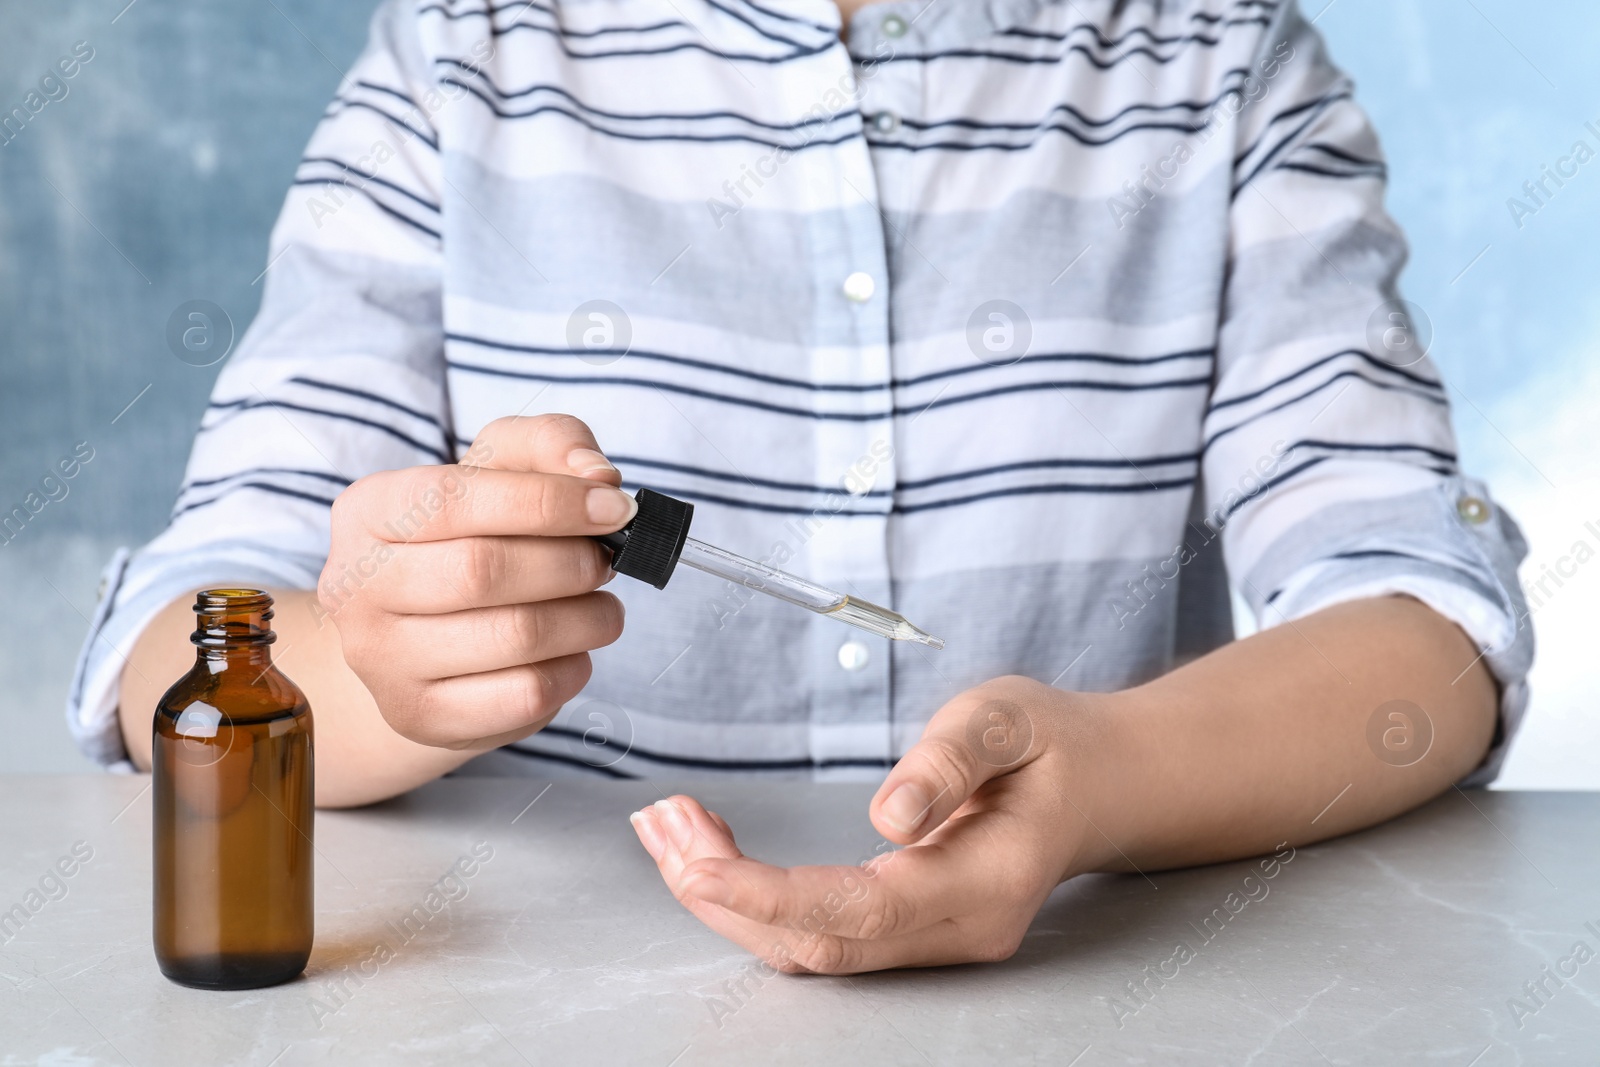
xmin=594 ymin=488 xmax=695 ymax=590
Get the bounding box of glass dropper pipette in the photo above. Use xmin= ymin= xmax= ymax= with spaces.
xmin=595 ymin=488 xmax=944 ymax=650
xmin=675 ymin=536 xmax=944 ymax=647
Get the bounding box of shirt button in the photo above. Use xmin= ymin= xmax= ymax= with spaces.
xmin=837 ymin=640 xmax=871 ymax=671
xmin=869 ymin=110 xmax=900 ymax=134
xmin=1458 ymin=495 xmax=1491 ymax=525
xmin=881 ymin=13 xmax=908 ymax=37
xmin=842 ymin=271 xmax=876 ymax=303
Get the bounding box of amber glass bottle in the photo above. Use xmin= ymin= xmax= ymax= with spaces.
xmin=152 ymin=588 xmax=314 ymax=989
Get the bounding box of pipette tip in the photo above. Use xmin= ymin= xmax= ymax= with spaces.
xmin=892 ymin=621 xmax=945 ymax=650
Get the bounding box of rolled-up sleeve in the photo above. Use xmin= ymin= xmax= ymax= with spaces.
xmin=66 ymin=0 xmax=450 ymax=767
xmin=1204 ymin=2 xmax=1533 ymax=785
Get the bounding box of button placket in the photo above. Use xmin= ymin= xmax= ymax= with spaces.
xmin=825 ymin=7 xmax=919 ymax=769
xmin=854 ymin=12 xmax=923 ymax=258
xmin=805 ymin=44 xmax=896 ymax=770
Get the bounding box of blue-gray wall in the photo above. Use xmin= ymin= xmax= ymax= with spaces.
xmin=0 ymin=0 xmax=375 ymax=771
xmin=2 ymin=1 xmax=1594 ymax=781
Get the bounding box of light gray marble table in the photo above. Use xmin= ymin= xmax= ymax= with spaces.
xmin=1 ymin=775 xmax=1596 ymax=1064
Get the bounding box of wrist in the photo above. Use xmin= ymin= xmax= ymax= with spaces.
xmin=1048 ymin=685 xmax=1142 ymax=881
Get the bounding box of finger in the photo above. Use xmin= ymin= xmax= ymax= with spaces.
xmin=341 ymin=465 xmax=638 ymax=543
xmin=630 ymin=801 xmax=1020 ymax=973
xmin=790 ymin=921 xmax=977 ymax=973
xmin=771 ymin=913 xmax=1030 ymax=974
xmin=630 ymin=805 xmax=670 ymax=861
xmin=630 ymin=800 xmax=793 ymax=949
xmin=677 ymin=847 xmax=970 ymax=941
xmin=668 ymin=901 xmax=971 ymax=974
xmin=632 ymin=799 xmax=837 ymax=962
xmin=649 ymin=795 xmax=744 ymax=868
xmin=464 ymin=413 xmax=623 ymax=485
xmin=675 ymin=788 xmax=1001 ymax=943
xmin=633 ymin=798 xmax=776 ymax=919
xmin=396 ymin=652 xmax=593 ymax=747
xmin=362 ymin=535 xmax=614 ymax=613
xmin=384 ymin=593 xmax=625 ymax=679
xmin=870 ymin=684 xmax=1046 ymax=845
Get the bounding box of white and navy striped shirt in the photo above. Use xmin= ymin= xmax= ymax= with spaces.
xmin=71 ymin=0 xmax=1533 ymax=783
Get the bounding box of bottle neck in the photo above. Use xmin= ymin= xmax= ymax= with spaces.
xmin=190 ymin=589 xmax=277 ymax=670
xmin=196 ymin=644 xmax=274 ymax=670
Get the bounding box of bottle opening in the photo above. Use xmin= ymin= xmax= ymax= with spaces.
xmin=196 ymin=588 xmax=273 ymax=609
xmin=192 ymin=588 xmax=276 ymax=648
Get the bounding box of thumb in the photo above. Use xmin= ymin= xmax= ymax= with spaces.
xmin=870 ymin=684 xmax=1042 ymax=844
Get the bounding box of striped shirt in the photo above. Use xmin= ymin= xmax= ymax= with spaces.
xmin=69 ymin=0 xmax=1533 ymax=784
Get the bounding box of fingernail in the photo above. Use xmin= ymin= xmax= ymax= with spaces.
xmin=568 ymin=448 xmax=617 ymax=476
xmin=587 ymin=487 xmax=638 ymax=526
xmin=679 ymin=870 xmax=732 ymax=907
xmin=629 ymin=810 xmax=665 ymax=860
xmin=654 ymin=799 xmax=693 ymax=849
xmin=881 ymin=782 xmax=930 ymax=835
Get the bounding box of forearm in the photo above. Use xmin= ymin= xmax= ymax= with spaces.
xmin=1067 ymin=595 xmax=1498 ymax=875
xmin=118 ymin=588 xmax=483 ymax=808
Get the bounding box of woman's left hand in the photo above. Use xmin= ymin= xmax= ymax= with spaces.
xmin=628 ymin=675 xmax=1104 ymax=973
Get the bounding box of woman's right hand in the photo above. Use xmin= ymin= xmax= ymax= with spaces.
xmin=319 ymin=414 xmax=636 ymax=750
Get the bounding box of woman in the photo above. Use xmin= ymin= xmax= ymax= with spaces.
xmin=72 ymin=0 xmax=1531 ymax=973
